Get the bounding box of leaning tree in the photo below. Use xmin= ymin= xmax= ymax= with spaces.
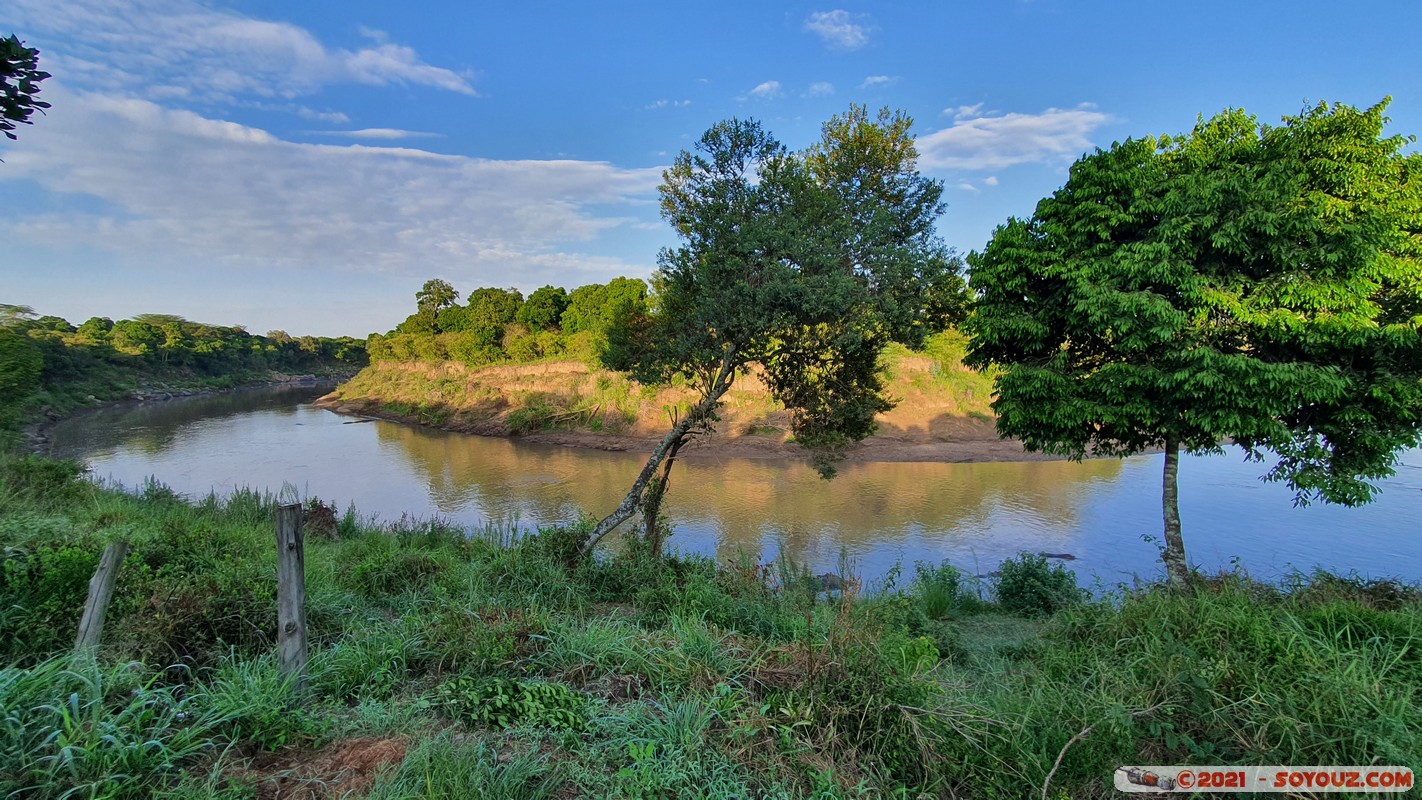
xmin=579 ymin=106 xmax=965 ymax=558
xmin=965 ymin=99 xmax=1422 ymax=586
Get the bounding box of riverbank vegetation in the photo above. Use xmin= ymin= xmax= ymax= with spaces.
xmin=0 ymin=305 xmax=367 ymax=432
xmin=2 ymin=453 xmax=1417 ymax=798
xmin=326 ymin=327 xmax=996 ymax=444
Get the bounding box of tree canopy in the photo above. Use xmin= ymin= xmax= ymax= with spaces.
xmin=965 ymin=99 xmax=1422 ymax=585
xmin=1 ymin=35 xmax=49 ymax=143
xmin=580 ymin=106 xmax=964 ymax=557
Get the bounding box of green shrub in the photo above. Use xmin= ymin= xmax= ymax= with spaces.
xmin=912 ymin=560 xmax=962 ymax=620
xmin=994 ymin=553 xmax=1085 ymax=617
xmin=345 ymin=534 xmax=453 ymax=597
xmin=0 ymin=544 xmax=96 ymax=662
xmin=438 ymin=676 xmax=587 ymax=732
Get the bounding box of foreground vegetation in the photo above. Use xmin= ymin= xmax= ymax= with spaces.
xmin=2 ymin=453 xmax=1417 ymax=798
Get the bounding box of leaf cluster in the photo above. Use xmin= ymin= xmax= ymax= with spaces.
xmin=1 ymin=34 xmax=49 ymax=141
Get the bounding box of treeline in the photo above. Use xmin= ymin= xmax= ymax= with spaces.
xmin=367 ymin=277 xmax=649 ymax=368
xmin=0 ymin=305 xmax=367 ymax=424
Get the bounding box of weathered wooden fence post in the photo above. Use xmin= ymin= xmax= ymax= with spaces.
xmin=74 ymin=540 xmax=129 ymax=653
xmin=275 ymin=503 xmax=308 ymax=695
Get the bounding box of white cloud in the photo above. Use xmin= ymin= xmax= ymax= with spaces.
xmin=0 ymin=0 xmax=476 ymax=104
xmin=804 ymin=10 xmax=870 ymax=51
xmin=918 ymin=104 xmax=1113 ymax=171
xmin=860 ymin=75 xmax=897 ymax=89
xmin=645 ymin=99 xmax=692 ymax=110
xmin=296 ymin=107 xmax=352 ymax=124
xmin=807 ymin=82 xmax=835 ymax=97
xmin=946 ymin=103 xmax=985 ymax=120
xmin=319 ymin=128 xmax=441 ymax=140
xmin=956 ymin=182 xmax=979 ymax=192
xmin=746 ymin=81 xmax=782 ymax=100
xmin=983 ymin=175 xmax=999 ymax=186
xmin=0 ymin=89 xmax=662 ymax=287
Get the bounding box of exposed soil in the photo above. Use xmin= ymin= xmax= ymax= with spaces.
xmin=244 ymin=736 xmax=408 ymax=799
xmin=316 ymin=394 xmax=1065 ymax=464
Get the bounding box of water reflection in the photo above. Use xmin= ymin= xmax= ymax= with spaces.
xmin=45 ymin=388 xmax=1422 ymax=586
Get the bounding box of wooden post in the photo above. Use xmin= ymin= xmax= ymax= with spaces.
xmin=275 ymin=503 xmax=308 ymax=695
xmin=75 ymin=540 xmax=129 ymax=652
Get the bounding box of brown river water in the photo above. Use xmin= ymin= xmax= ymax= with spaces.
xmin=45 ymin=386 xmax=1422 ymax=589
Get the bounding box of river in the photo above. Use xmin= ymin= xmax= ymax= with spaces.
xmin=45 ymin=386 xmax=1422 ymax=588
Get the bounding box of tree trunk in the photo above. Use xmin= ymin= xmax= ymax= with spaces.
xmin=580 ymin=348 xmax=736 ymax=559
xmin=1161 ymin=438 xmax=1189 ymax=587
xmin=642 ymin=434 xmax=684 ymax=558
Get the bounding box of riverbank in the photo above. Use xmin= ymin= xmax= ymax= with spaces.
xmin=22 ymin=371 xmax=352 ymax=455
xmin=315 ymin=354 xmax=1067 ymax=463
xmin=2 ymin=451 xmax=1417 ymax=798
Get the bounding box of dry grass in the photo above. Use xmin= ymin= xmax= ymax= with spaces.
xmin=325 ymin=330 xmax=996 ymax=439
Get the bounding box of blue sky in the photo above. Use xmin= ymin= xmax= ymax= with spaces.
xmin=2 ymin=1 xmax=1418 ymax=337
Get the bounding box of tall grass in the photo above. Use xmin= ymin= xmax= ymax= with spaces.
xmin=1 ymin=450 xmax=1419 ymax=799
xmin=0 ymin=656 xmax=228 ymax=799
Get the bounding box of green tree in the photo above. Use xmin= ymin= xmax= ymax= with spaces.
xmin=416 ymin=278 xmax=460 ymax=316
xmin=1 ymin=35 xmax=49 ymax=144
xmin=110 ymin=320 xmax=163 ymax=358
xmin=581 ymin=108 xmax=961 ymax=558
xmin=463 ymin=287 xmax=524 ymax=349
xmin=75 ymin=317 xmax=114 ymax=343
xmin=965 ymin=99 xmax=1422 ymax=586
xmin=515 ymin=285 xmax=569 ymax=331
xmin=0 ymin=328 xmax=42 ymax=420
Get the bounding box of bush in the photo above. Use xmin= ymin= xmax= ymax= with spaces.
xmin=912 ymin=560 xmax=962 ymax=620
xmin=994 ymin=553 xmax=1085 ymax=617
xmin=0 ymin=543 xmax=96 ymax=661
xmin=437 ymin=676 xmax=587 ymax=732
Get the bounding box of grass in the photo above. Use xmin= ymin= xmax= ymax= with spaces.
xmin=327 ymin=328 xmax=997 ymax=440
xmin=0 ymin=451 xmax=1418 ymax=798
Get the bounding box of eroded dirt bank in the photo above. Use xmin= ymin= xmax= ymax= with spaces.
xmin=315 ymin=360 xmax=1065 ymax=463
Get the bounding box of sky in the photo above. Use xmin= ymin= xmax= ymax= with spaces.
xmin=2 ymin=1 xmax=1419 ymax=338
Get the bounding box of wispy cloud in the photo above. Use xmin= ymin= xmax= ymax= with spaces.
xmin=918 ymin=104 xmax=1112 ymax=170
xmin=644 ymin=99 xmax=692 ymax=110
xmin=0 ymin=0 xmax=476 ymax=104
xmin=296 ymin=107 xmax=352 ymax=124
xmin=745 ymin=81 xmax=782 ymax=100
xmin=1 ymin=89 xmax=661 ymax=287
xmin=807 ymin=81 xmax=835 ymax=97
xmin=804 ymin=10 xmax=870 ymax=51
xmin=860 ymin=75 xmax=897 ymax=89
xmin=946 ymin=103 xmax=985 ymax=120
xmin=317 ymin=128 xmax=441 ymax=140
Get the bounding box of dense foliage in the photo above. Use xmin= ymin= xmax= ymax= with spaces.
xmin=966 ymin=99 xmax=1422 ymax=584
xmin=367 ymin=277 xmax=650 ymax=369
xmin=0 ymin=306 xmax=366 ymax=428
